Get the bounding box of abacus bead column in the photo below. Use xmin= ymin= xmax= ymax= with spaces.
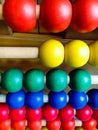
xmin=89 ymin=41 xmax=98 ymax=67
xmin=46 ymin=68 xmax=68 ymax=92
xmin=69 ymin=69 xmax=91 ymax=92
xmin=76 ymin=105 xmax=93 ymax=121
xmin=64 ymin=40 xmax=90 ymax=68
xmin=42 ymin=103 xmax=58 ymax=121
xmin=24 ymin=69 xmax=45 ymax=92
xmin=40 ymin=0 xmax=72 ymax=33
xmin=49 ymin=91 xmax=68 ymax=109
xmin=3 ymin=0 xmax=36 ymax=32
xmin=68 ymin=90 xmax=88 ymax=109
xmin=39 ymin=39 xmax=64 ymax=68
xmin=6 ymin=90 xmax=25 ymax=109
xmin=87 ymin=89 xmax=98 ymax=109
xmin=25 ymin=91 xmax=44 ymax=109
xmin=2 ymin=68 xmax=23 ymax=92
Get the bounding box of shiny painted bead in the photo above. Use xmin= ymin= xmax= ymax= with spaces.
xmin=28 ymin=120 xmax=42 ymax=130
xmin=82 ymin=118 xmax=97 ymax=130
xmin=92 ymin=109 xmax=98 ymax=121
xmin=0 ymin=118 xmax=11 ymax=130
xmin=89 ymin=41 xmax=98 ymax=67
xmin=26 ymin=107 xmax=42 ymax=121
xmin=49 ymin=91 xmax=68 ymax=109
xmin=10 ymin=106 xmax=26 ymax=121
xmin=87 ymin=89 xmax=98 ymax=109
xmin=46 ymin=68 xmax=68 ymax=92
xmin=25 ymin=91 xmax=44 ymax=109
xmin=39 ymin=39 xmax=64 ymax=68
xmin=42 ymin=103 xmax=58 ymax=121
xmin=68 ymin=90 xmax=88 ymax=109
xmin=6 ymin=90 xmax=25 ymax=109
xmin=24 ymin=69 xmax=44 ymax=92
xmin=76 ymin=105 xmax=93 ymax=121
xmin=41 ymin=127 xmax=48 ymax=130
xmin=61 ymin=119 xmax=75 ymax=130
xmin=46 ymin=117 xmax=61 ymax=130
xmin=69 ymin=69 xmax=91 ymax=92
xmin=11 ymin=119 xmax=26 ymax=130
xmin=59 ymin=104 xmax=75 ymax=121
xmin=2 ymin=68 xmax=23 ymax=92
xmin=64 ymin=40 xmax=89 ymax=68
xmin=0 ymin=103 xmax=9 ymax=121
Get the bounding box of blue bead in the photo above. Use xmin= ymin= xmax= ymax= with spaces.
xmin=68 ymin=90 xmax=88 ymax=109
xmin=87 ymin=89 xmax=98 ymax=109
xmin=49 ymin=91 xmax=67 ymax=109
xmin=25 ymin=91 xmax=44 ymax=109
xmin=6 ymin=90 xmax=25 ymax=109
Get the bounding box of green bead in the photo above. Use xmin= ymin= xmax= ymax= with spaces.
xmin=2 ymin=68 xmax=23 ymax=92
xmin=69 ymin=69 xmax=91 ymax=92
xmin=46 ymin=68 xmax=68 ymax=92
xmin=24 ymin=69 xmax=44 ymax=92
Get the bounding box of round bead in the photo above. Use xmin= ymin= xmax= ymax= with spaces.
xmin=41 ymin=127 xmax=48 ymax=130
xmin=87 ymin=89 xmax=98 ymax=109
xmin=61 ymin=119 xmax=75 ymax=130
xmin=25 ymin=91 xmax=44 ymax=109
xmin=59 ymin=104 xmax=75 ymax=121
xmin=82 ymin=118 xmax=97 ymax=130
xmin=24 ymin=69 xmax=45 ymax=92
xmin=68 ymin=90 xmax=88 ymax=109
xmin=46 ymin=68 xmax=68 ymax=92
xmin=46 ymin=118 xmax=61 ymax=130
xmin=6 ymin=90 xmax=25 ymax=109
xmin=0 ymin=118 xmax=11 ymax=130
xmin=49 ymin=91 xmax=68 ymax=109
xmin=89 ymin=41 xmax=98 ymax=67
xmin=2 ymin=68 xmax=23 ymax=92
xmin=0 ymin=103 xmax=9 ymax=121
xmin=28 ymin=120 xmax=42 ymax=130
xmin=76 ymin=105 xmax=93 ymax=121
xmin=92 ymin=109 xmax=98 ymax=121
xmin=69 ymin=69 xmax=91 ymax=92
xmin=75 ymin=127 xmax=84 ymax=130
xmin=64 ymin=40 xmax=90 ymax=68
xmin=42 ymin=103 xmax=58 ymax=121
xmin=10 ymin=106 xmax=26 ymax=121
xmin=26 ymin=108 xmax=42 ymax=121
xmin=39 ymin=39 xmax=64 ymax=68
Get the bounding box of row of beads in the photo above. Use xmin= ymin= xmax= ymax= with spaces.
xmin=0 ymin=103 xmax=98 ymax=130
xmin=1 ymin=68 xmax=92 ymax=93
xmin=39 ymin=39 xmax=98 ymax=68
xmin=5 ymin=89 xmax=98 ymax=110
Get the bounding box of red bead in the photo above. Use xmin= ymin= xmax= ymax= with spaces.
xmin=46 ymin=117 xmax=61 ymax=130
xmin=0 ymin=103 xmax=9 ymax=121
xmin=82 ymin=118 xmax=97 ymax=130
xmin=76 ymin=105 xmax=93 ymax=121
xmin=26 ymin=107 xmax=42 ymax=121
xmin=11 ymin=119 xmax=26 ymax=130
xmin=42 ymin=103 xmax=58 ymax=121
xmin=28 ymin=120 xmax=42 ymax=130
xmin=10 ymin=106 xmax=26 ymax=121
xmin=92 ymin=109 xmax=98 ymax=121
xmin=61 ymin=119 xmax=75 ymax=130
xmin=59 ymin=104 xmax=75 ymax=121
xmin=0 ymin=118 xmax=11 ymax=130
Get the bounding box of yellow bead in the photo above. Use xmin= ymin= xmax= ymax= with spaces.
xmin=89 ymin=41 xmax=98 ymax=67
xmin=41 ymin=126 xmax=48 ymax=130
xmin=39 ymin=39 xmax=64 ymax=68
xmin=75 ymin=127 xmax=84 ymax=130
xmin=64 ymin=40 xmax=90 ymax=68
